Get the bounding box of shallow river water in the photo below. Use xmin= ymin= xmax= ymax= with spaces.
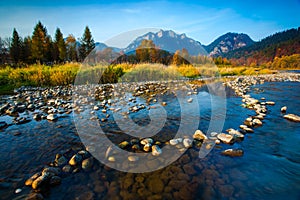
xmin=0 ymin=81 xmax=300 ymax=200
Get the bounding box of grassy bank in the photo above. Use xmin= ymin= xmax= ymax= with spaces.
xmin=0 ymin=62 xmax=295 ymax=94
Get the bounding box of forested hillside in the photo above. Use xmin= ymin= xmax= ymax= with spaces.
xmin=226 ymin=27 xmax=300 ymax=65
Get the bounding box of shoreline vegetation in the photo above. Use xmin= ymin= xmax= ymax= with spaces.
xmin=1 ymin=22 xmax=299 ymax=94
xmin=1 ymin=57 xmax=299 ymax=94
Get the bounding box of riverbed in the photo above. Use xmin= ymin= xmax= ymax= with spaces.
xmin=1 ymin=75 xmax=300 ymax=200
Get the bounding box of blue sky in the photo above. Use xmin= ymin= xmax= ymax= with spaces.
xmin=0 ymin=0 xmax=299 ymax=47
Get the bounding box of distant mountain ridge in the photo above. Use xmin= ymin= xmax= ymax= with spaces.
xmin=204 ymin=32 xmax=255 ymax=57
xmin=89 ymin=27 xmax=300 ymax=65
xmin=123 ymin=29 xmax=207 ymax=56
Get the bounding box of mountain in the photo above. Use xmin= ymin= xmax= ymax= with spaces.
xmin=95 ymin=42 xmax=121 ymax=52
xmin=226 ymin=27 xmax=300 ymax=65
xmin=204 ymin=32 xmax=254 ymax=57
xmin=123 ymin=29 xmax=207 ymax=56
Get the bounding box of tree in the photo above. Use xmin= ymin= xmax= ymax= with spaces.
xmin=22 ymin=36 xmax=32 ymax=64
xmin=136 ymin=39 xmax=156 ymax=63
xmin=66 ymin=34 xmax=78 ymax=62
xmin=31 ymin=21 xmax=52 ymax=63
xmin=10 ymin=28 xmax=23 ymax=64
xmin=54 ymin=28 xmax=66 ymax=62
xmin=79 ymin=26 xmax=95 ymax=61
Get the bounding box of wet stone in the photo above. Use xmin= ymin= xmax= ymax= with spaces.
xmin=82 ymin=157 xmax=94 ymax=171
xmin=221 ymin=149 xmax=244 ymax=157
xmin=62 ymin=165 xmax=72 ymax=173
xmin=69 ymin=154 xmax=83 ymax=166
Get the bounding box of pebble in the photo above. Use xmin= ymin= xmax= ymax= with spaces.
xmin=193 ymin=130 xmax=207 ymax=140
xmin=183 ymin=138 xmax=193 ymax=148
xmin=82 ymin=157 xmax=94 ymax=170
xmin=143 ymin=143 xmax=151 ymax=152
xmin=187 ymin=98 xmax=193 ymax=103
xmin=284 ymin=114 xmax=300 ymax=122
xmin=281 ymin=106 xmax=287 ymax=112
xmin=152 ymin=145 xmax=162 ymax=156
xmin=25 ymin=172 xmax=41 ymax=186
xmin=140 ymin=138 xmax=153 ymax=145
xmin=62 ymin=165 xmax=72 ymax=173
xmin=266 ymin=101 xmax=275 ymax=105
xmin=46 ymin=114 xmax=58 ymax=121
xmin=221 ymin=149 xmax=244 ymax=157
xmin=169 ymin=138 xmax=180 ymax=146
xmin=69 ymin=154 xmax=83 ymax=166
xmin=217 ymin=133 xmax=234 ymax=144
xmin=253 ymin=118 xmax=263 ymax=126
xmin=32 ymin=174 xmax=49 ymax=190
xmin=15 ymin=188 xmax=22 ymax=194
xmin=128 ymin=155 xmax=139 ymax=162
xmin=119 ymin=141 xmax=130 ymax=149
xmin=108 ymin=156 xmax=116 ymax=162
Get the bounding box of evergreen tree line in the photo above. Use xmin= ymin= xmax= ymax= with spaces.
xmin=1 ymin=21 xmax=95 ymax=66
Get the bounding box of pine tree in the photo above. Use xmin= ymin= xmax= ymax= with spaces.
xmin=79 ymin=26 xmax=95 ymax=61
xmin=10 ymin=28 xmax=23 ymax=64
xmin=22 ymin=36 xmax=32 ymax=64
xmin=31 ymin=21 xmax=51 ymax=64
xmin=54 ymin=28 xmax=66 ymax=62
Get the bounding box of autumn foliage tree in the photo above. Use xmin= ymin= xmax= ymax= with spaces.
xmin=31 ymin=21 xmax=52 ymax=63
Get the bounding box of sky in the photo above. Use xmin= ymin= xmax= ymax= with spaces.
xmin=0 ymin=0 xmax=299 ymax=47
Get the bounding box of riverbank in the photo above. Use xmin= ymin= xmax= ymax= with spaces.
xmin=1 ymin=62 xmax=287 ymax=95
xmin=1 ymin=72 xmax=300 ymax=199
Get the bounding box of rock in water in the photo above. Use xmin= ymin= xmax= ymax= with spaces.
xmin=68 ymin=154 xmax=82 ymax=166
xmin=118 ymin=141 xmax=130 ymax=149
xmin=47 ymin=114 xmax=58 ymax=121
xmin=221 ymin=149 xmax=244 ymax=157
xmin=152 ymin=145 xmax=162 ymax=156
xmin=169 ymin=138 xmax=181 ymax=145
xmin=15 ymin=188 xmax=22 ymax=194
xmin=217 ymin=133 xmax=234 ymax=144
xmin=183 ymin=138 xmax=193 ymax=148
xmin=193 ymin=130 xmax=207 ymax=140
xmin=25 ymin=172 xmax=41 ymax=186
xmin=140 ymin=138 xmax=154 ymax=145
xmin=128 ymin=155 xmax=139 ymax=162
xmin=55 ymin=154 xmax=68 ymax=166
xmin=31 ymin=174 xmax=49 ymax=190
xmin=253 ymin=119 xmax=262 ymax=126
xmin=187 ymin=98 xmax=193 ymax=103
xmin=266 ymin=101 xmax=275 ymax=105
xmin=82 ymin=157 xmax=94 ymax=170
xmin=281 ymin=106 xmax=287 ymax=112
xmin=42 ymin=167 xmax=61 ymax=176
xmin=284 ymin=114 xmax=300 ymax=122
xmin=143 ymin=143 xmax=151 ymax=152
